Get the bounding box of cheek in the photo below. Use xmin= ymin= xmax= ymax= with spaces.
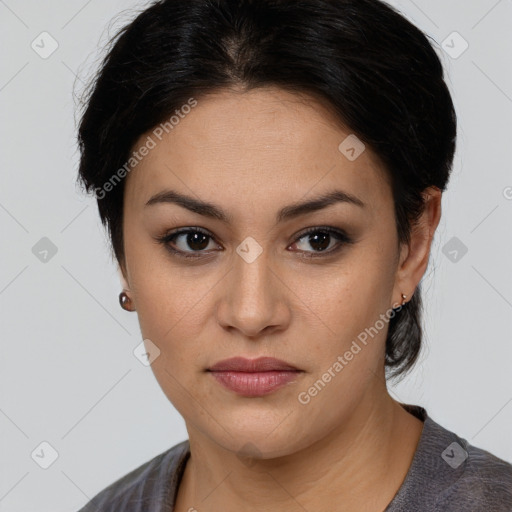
xmin=296 ymin=253 xmax=393 ymax=337
xmin=126 ymin=237 xmax=208 ymax=339
xmin=133 ymin=279 xmax=207 ymax=417
xmin=290 ymin=247 xmax=396 ymax=391
xmin=134 ymin=278 xmax=207 ymax=370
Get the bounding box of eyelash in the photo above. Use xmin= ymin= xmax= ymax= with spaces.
xmin=154 ymin=226 xmax=354 ymax=260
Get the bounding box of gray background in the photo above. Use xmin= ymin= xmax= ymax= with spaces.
xmin=1 ymin=0 xmax=511 ymax=511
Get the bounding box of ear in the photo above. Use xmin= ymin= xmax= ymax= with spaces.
xmin=392 ymin=186 xmax=442 ymax=306
xmin=118 ymin=260 xmax=130 ymax=292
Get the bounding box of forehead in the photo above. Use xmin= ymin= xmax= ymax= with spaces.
xmin=124 ymin=87 xmax=391 ymax=215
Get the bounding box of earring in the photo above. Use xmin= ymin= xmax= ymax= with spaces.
xmin=119 ymin=291 xmax=135 ymax=312
xmin=401 ymin=293 xmax=408 ymax=306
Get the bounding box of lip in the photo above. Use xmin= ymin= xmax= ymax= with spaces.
xmin=208 ymin=356 xmax=300 ymax=372
xmin=207 ymin=357 xmax=303 ymax=397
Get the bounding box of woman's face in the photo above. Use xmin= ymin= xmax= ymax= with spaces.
xmin=122 ymin=86 xmax=413 ymax=457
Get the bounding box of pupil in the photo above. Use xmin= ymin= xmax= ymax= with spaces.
xmin=188 ymin=233 xmax=209 ymax=250
xmin=310 ymin=232 xmax=329 ymax=251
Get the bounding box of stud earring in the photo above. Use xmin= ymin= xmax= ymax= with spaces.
xmin=119 ymin=291 xmax=135 ymax=312
xmin=401 ymin=293 xmax=408 ymax=306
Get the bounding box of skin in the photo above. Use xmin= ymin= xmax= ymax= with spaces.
xmin=119 ymin=86 xmax=441 ymax=511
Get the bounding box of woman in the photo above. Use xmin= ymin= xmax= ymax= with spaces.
xmin=76 ymin=0 xmax=512 ymax=510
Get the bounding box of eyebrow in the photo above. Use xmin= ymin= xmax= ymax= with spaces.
xmin=144 ymin=188 xmax=365 ymax=223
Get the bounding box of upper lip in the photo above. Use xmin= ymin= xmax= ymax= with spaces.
xmin=208 ymin=357 xmax=300 ymax=372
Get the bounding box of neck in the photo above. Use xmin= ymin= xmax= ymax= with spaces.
xmin=175 ymin=386 xmax=424 ymax=512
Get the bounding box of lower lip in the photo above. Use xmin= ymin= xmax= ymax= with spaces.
xmin=209 ymin=370 xmax=302 ymax=396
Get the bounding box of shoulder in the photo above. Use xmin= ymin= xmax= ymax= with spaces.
xmin=434 ymin=436 xmax=512 ymax=511
xmin=76 ymin=439 xmax=190 ymax=512
xmin=387 ymin=405 xmax=512 ymax=512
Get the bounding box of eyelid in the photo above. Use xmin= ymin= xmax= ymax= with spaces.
xmin=155 ymin=225 xmax=354 ymax=259
xmin=289 ymin=226 xmax=354 ymax=258
xmin=155 ymin=226 xmax=221 ymax=259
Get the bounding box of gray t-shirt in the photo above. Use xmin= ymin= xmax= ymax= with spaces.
xmin=77 ymin=404 xmax=512 ymax=511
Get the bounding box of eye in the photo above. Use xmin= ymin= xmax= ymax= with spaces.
xmin=155 ymin=226 xmax=354 ymax=260
xmin=289 ymin=227 xmax=354 ymax=258
xmin=156 ymin=227 xmax=220 ymax=259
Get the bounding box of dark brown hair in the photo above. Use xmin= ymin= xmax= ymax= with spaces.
xmin=76 ymin=0 xmax=457 ymax=381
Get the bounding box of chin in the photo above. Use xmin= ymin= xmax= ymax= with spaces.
xmin=199 ymin=413 xmax=314 ymax=460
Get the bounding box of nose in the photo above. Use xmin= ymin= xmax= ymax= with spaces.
xmin=215 ymin=248 xmax=290 ymax=338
